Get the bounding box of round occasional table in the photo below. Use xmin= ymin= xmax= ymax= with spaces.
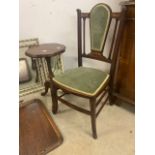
xmin=25 ymin=43 xmax=66 ymax=96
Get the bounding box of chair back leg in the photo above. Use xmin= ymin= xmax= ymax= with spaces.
xmin=90 ymin=98 xmax=97 ymax=139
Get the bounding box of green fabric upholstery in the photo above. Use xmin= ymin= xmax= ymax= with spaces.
xmin=90 ymin=4 xmax=111 ymax=52
xmin=53 ymin=67 xmax=109 ymax=96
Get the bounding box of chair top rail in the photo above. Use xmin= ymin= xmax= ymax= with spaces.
xmin=80 ymin=12 xmax=122 ymax=19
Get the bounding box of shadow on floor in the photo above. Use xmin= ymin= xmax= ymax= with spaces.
xmin=115 ymin=100 xmax=135 ymax=113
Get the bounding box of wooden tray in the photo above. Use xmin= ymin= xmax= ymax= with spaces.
xmin=19 ymin=99 xmax=63 ymax=155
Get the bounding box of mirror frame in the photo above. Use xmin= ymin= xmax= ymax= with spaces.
xmin=19 ymin=38 xmax=47 ymax=97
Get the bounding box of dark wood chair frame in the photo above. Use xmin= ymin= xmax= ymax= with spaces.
xmin=51 ymin=5 xmax=126 ymax=139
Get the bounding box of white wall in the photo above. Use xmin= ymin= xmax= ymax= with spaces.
xmin=19 ymin=0 xmax=124 ymax=70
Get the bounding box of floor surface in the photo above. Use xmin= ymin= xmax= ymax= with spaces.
xmin=20 ymin=91 xmax=135 ymax=155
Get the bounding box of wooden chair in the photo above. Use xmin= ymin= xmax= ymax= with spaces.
xmin=51 ymin=3 xmax=125 ymax=139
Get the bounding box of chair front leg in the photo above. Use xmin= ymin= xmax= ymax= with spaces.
xmin=90 ymin=98 xmax=97 ymax=139
xmin=51 ymin=84 xmax=58 ymax=114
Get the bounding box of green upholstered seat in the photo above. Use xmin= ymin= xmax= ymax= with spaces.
xmin=53 ymin=67 xmax=109 ymax=97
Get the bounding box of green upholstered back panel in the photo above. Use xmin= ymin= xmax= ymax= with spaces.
xmin=90 ymin=4 xmax=111 ymax=52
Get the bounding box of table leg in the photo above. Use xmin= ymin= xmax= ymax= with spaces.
xmin=41 ymin=81 xmax=51 ymax=96
xmin=41 ymin=57 xmax=54 ymax=96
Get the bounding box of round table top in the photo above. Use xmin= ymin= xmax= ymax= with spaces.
xmin=25 ymin=43 xmax=66 ymax=58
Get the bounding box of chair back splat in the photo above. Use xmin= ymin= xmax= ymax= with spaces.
xmin=77 ymin=4 xmax=125 ymax=75
xmin=51 ymin=3 xmax=126 ymax=139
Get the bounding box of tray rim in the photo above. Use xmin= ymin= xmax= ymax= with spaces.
xmin=19 ymin=98 xmax=63 ymax=154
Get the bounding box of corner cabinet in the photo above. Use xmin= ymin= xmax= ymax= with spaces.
xmin=112 ymin=1 xmax=135 ymax=104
